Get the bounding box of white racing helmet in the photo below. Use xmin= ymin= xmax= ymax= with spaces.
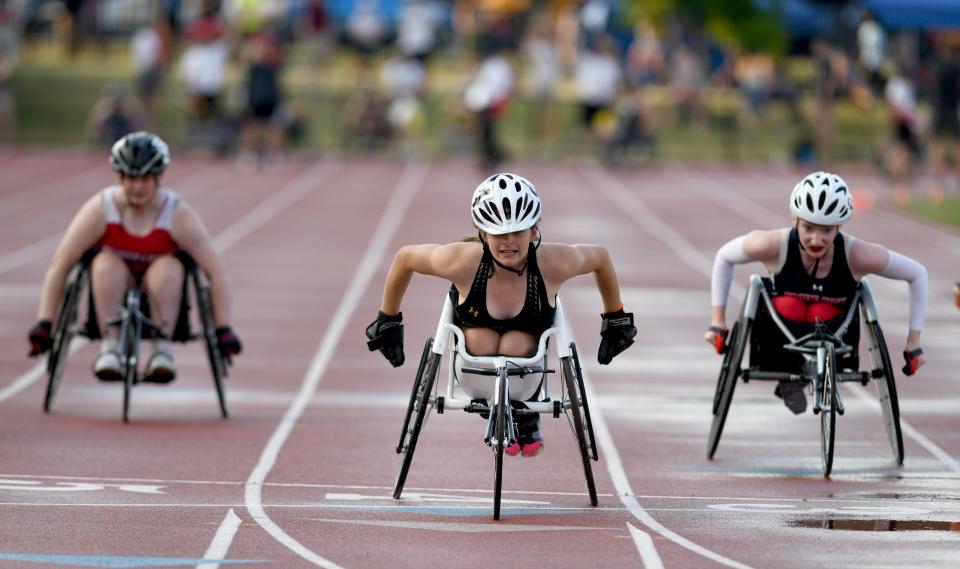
xmin=789 ymin=171 xmax=853 ymax=225
xmin=471 ymin=173 xmax=541 ymax=235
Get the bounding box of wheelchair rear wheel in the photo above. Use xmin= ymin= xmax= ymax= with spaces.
xmin=866 ymin=321 xmax=904 ymax=464
xmin=397 ymin=338 xmax=433 ymax=453
xmin=196 ymin=277 xmax=229 ymax=419
xmin=393 ymin=349 xmax=440 ymax=500
xmin=819 ymin=343 xmax=837 ymax=477
xmin=707 ymin=319 xmax=750 ymax=459
xmin=561 ymin=344 xmax=598 ymax=507
xmin=44 ymin=278 xmax=83 ymax=413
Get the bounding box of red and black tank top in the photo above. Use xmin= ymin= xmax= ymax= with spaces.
xmin=96 ymin=185 xmax=180 ymax=278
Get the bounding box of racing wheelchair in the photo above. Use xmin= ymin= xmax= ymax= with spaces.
xmin=708 ymin=275 xmax=903 ymax=477
xmin=43 ymin=249 xmax=231 ymax=423
xmin=393 ymin=296 xmax=599 ymax=520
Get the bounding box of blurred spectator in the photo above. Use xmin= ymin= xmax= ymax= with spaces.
xmin=63 ymin=0 xmax=85 ymax=57
xmin=605 ymin=86 xmax=655 ymax=165
xmin=341 ymin=0 xmax=392 ymax=63
xmin=130 ymin=13 xmax=172 ymax=114
xmin=464 ymin=41 xmax=514 ymax=170
xmin=380 ymin=52 xmax=427 ymax=145
xmin=396 ymin=0 xmax=447 ymax=62
xmin=522 ymin=9 xmax=559 ymax=144
xmin=812 ymin=38 xmax=839 ymax=160
xmin=883 ymin=65 xmax=923 ymax=203
xmin=0 ymin=0 xmax=20 ymax=140
xmin=734 ymin=50 xmax=775 ymax=119
xmin=342 ymin=87 xmax=393 ymax=153
xmin=237 ymin=21 xmax=286 ymax=166
xmin=928 ymin=40 xmax=960 ymax=201
xmin=858 ymin=10 xmax=886 ymax=97
xmin=574 ymin=33 xmax=622 ymax=145
xmin=178 ymin=4 xmax=231 ymax=149
xmin=87 ymin=83 xmax=147 ymax=148
xmin=669 ymin=44 xmax=705 ymax=124
xmin=624 ymin=21 xmax=665 ymax=87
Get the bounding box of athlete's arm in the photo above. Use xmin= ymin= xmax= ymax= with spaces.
xmin=36 ymin=196 xmax=106 ymax=321
xmin=379 ymin=242 xmax=478 ymax=315
xmin=849 ymin=238 xmax=927 ymax=369
xmin=706 ymin=229 xmax=780 ymax=346
xmin=171 ymin=202 xmax=233 ymax=327
xmin=539 ymin=243 xmax=623 ymax=313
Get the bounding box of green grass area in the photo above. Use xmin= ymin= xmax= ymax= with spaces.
xmin=902 ymin=196 xmax=960 ymax=230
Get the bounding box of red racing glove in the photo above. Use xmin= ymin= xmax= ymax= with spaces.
xmin=708 ymin=326 xmax=728 ymax=354
xmin=28 ymin=320 xmax=53 ymax=357
xmin=216 ymin=326 xmax=243 ymax=357
xmin=902 ymin=347 xmax=922 ymax=377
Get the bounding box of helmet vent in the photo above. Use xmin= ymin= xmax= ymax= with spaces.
xmin=823 ymin=200 xmax=838 ymax=216
xmin=499 ymin=178 xmax=508 ymax=189
xmin=817 ymin=190 xmax=826 ymax=209
xmin=806 ymin=193 xmax=815 ymax=211
xmin=502 ymin=197 xmax=512 ymax=219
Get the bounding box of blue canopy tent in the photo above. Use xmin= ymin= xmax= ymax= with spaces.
xmin=865 ymin=0 xmax=960 ymax=29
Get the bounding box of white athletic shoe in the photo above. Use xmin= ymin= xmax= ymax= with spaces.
xmin=92 ymin=349 xmax=123 ymax=382
xmin=144 ymin=349 xmax=176 ymax=383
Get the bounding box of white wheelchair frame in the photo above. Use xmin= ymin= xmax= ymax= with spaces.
xmin=707 ymin=275 xmax=903 ymax=477
xmin=393 ymin=295 xmax=598 ymax=520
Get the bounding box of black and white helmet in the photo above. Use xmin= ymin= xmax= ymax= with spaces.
xmin=789 ymin=171 xmax=853 ymax=225
xmin=109 ymin=131 xmax=170 ymax=177
xmin=470 ymin=173 xmax=541 ymax=235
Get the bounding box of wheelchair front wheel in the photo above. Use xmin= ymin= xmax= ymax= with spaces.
xmin=393 ymin=350 xmax=440 ymax=500
xmin=120 ymin=290 xmax=142 ymax=424
xmin=44 ymin=278 xmax=83 ymax=413
xmin=867 ymin=321 xmax=904 ymax=464
xmin=819 ymin=343 xmax=837 ymax=477
xmin=707 ymin=319 xmax=750 ymax=460
xmin=561 ymin=347 xmax=598 ymax=507
xmin=492 ymin=367 xmax=509 ymax=520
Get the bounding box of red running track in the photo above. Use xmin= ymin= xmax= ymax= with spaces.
xmin=0 ymin=148 xmax=959 ymax=569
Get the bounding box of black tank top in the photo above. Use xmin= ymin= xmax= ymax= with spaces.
xmin=450 ymin=243 xmax=557 ymax=336
xmin=772 ymin=227 xmax=857 ymax=308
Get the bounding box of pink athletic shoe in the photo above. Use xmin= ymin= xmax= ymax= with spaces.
xmin=505 ymin=441 xmax=521 ymax=456
xmin=520 ymin=440 xmax=544 ymax=458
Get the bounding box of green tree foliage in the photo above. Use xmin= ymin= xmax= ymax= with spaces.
xmin=626 ymin=0 xmax=787 ymax=56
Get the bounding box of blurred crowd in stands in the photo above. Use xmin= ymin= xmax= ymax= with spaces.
xmin=0 ymin=0 xmax=959 ymax=199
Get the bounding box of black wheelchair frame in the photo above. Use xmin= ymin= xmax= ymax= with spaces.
xmin=708 ymin=275 xmax=903 ymax=477
xmin=392 ymin=297 xmax=598 ymax=520
xmin=44 ymin=249 xmax=230 ymax=422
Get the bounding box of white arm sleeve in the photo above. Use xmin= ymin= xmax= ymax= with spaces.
xmin=878 ymin=250 xmax=928 ymax=331
xmin=711 ymin=236 xmax=751 ymax=307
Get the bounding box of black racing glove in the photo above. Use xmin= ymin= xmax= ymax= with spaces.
xmin=216 ymin=326 xmax=243 ymax=357
xmin=598 ymin=309 xmax=636 ymax=365
xmin=28 ymin=320 xmax=53 ymax=357
xmin=366 ymin=311 xmax=404 ymax=367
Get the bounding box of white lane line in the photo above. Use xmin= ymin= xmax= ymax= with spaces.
xmin=238 ymin=162 xmax=428 ymax=569
xmin=578 ymin=357 xmax=753 ymax=569
xmin=627 ymin=524 xmax=665 ymax=569
xmin=196 ymin=509 xmax=242 ymax=569
xmin=677 ymin=169 xmax=960 ymax=476
xmin=582 ymin=163 xmax=756 ymax=569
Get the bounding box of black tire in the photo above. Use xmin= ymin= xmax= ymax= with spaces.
xmin=196 ymin=277 xmax=228 ymax=419
xmin=707 ymin=319 xmax=750 ymax=459
xmin=867 ymin=321 xmax=904 ymax=464
xmin=397 ymin=338 xmax=433 ymax=453
xmin=393 ymin=351 xmax=440 ymax=500
xmin=562 ymin=351 xmax=599 ymax=507
xmin=44 ymin=278 xmax=82 ymax=413
xmin=492 ymin=368 xmax=508 ymax=520
xmin=820 ymin=343 xmax=837 ymax=477
xmin=570 ymin=344 xmax=598 ymax=461
xmin=121 ymin=291 xmax=140 ymax=424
